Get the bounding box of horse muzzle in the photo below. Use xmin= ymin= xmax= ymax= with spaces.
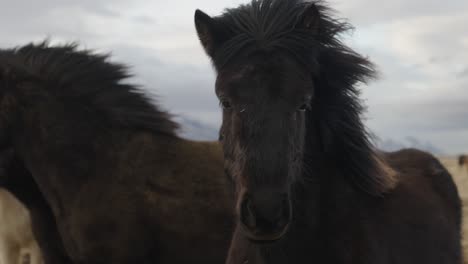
xmin=238 ymin=191 xmax=292 ymax=242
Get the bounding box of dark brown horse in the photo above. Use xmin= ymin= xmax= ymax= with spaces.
xmin=195 ymin=0 xmax=462 ymax=263
xmin=459 ymin=154 xmax=467 ymax=167
xmin=0 ymin=149 xmax=72 ymax=264
xmin=459 ymin=154 xmax=468 ymax=176
xmin=0 ymin=43 xmax=234 ymax=263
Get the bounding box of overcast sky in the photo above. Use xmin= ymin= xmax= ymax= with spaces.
xmin=0 ymin=0 xmax=466 ymax=154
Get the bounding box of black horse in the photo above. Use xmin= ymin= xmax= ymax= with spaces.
xmin=0 ymin=42 xmax=234 ymax=263
xmin=195 ymin=0 xmax=462 ymax=263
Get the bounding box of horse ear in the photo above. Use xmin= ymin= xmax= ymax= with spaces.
xmin=299 ymin=3 xmax=320 ymax=33
xmin=194 ymin=9 xmax=224 ymax=57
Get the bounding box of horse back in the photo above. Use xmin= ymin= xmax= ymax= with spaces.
xmin=384 ymin=148 xmax=461 ymax=225
xmin=376 ymin=148 xmax=462 ymax=263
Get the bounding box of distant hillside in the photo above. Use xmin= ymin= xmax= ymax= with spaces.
xmin=375 ymin=136 xmax=444 ymax=155
xmin=175 ymin=116 xmax=218 ymax=141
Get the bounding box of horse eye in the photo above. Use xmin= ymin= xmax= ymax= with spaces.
xmin=220 ymin=100 xmax=232 ymax=109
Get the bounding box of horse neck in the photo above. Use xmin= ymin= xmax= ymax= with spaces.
xmin=2 ymin=158 xmax=40 ymax=208
xmin=12 ymin=101 xmax=174 ymax=214
xmin=299 ymin=108 xmax=373 ymax=209
xmin=291 ymin=161 xmax=356 ymax=223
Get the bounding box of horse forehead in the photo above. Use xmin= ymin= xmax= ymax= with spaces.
xmin=219 ymin=61 xmax=304 ymax=97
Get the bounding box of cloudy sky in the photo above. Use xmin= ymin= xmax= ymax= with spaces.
xmin=0 ymin=0 xmax=467 ymax=154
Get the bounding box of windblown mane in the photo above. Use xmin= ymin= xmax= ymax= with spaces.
xmin=0 ymin=42 xmax=178 ymax=136
xmin=211 ymin=0 xmax=397 ymax=195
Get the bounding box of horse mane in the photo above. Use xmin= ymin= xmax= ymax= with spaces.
xmin=0 ymin=42 xmax=178 ymax=136
xmin=211 ymin=0 xmax=397 ymax=196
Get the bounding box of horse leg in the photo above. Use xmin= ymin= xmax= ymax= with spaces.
xmin=26 ymin=241 xmax=43 ymax=264
xmin=0 ymin=241 xmax=20 ymax=264
xmin=19 ymin=249 xmax=30 ymax=264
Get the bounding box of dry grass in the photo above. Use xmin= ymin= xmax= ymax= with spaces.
xmin=439 ymin=157 xmax=468 ymax=262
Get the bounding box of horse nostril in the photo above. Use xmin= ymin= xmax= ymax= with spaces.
xmin=240 ymin=197 xmax=256 ymax=229
xmin=238 ymin=192 xmax=292 ymax=241
xmin=239 ymin=192 xmax=292 ymax=236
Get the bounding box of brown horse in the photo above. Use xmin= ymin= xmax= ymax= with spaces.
xmin=459 ymin=155 xmax=467 ymax=167
xmin=195 ymin=0 xmax=462 ymax=263
xmin=459 ymin=154 xmax=468 ymax=175
xmin=0 ymin=42 xmax=234 ymax=263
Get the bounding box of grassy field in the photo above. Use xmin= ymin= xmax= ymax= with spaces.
xmin=439 ymin=157 xmax=468 ymax=261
